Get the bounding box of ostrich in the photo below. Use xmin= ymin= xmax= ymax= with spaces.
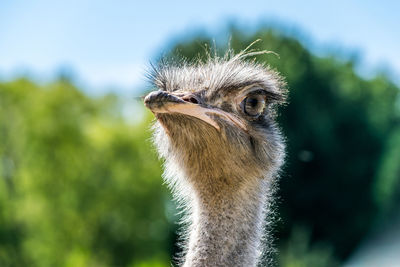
xmin=144 ymin=48 xmax=287 ymax=267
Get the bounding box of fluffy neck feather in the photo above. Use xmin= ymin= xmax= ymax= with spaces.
xmin=182 ymin=176 xmax=270 ymax=267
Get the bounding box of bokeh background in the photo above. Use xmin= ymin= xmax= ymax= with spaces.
xmin=1 ymin=1 xmax=400 ymax=266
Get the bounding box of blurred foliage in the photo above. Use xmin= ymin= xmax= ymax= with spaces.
xmin=278 ymin=226 xmax=338 ymax=267
xmin=0 ymin=79 xmax=173 ymax=266
xmin=0 ymin=26 xmax=400 ymax=267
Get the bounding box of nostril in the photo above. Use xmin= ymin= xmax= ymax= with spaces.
xmin=183 ymin=95 xmax=199 ymax=104
xmin=188 ymin=97 xmax=199 ymax=104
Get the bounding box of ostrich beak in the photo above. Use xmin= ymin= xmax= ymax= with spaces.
xmin=144 ymin=90 xmax=246 ymax=132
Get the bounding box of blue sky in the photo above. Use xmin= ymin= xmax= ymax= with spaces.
xmin=0 ymin=0 xmax=399 ymax=94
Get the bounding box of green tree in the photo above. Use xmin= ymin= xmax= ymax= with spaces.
xmin=0 ymin=79 xmax=173 ymax=267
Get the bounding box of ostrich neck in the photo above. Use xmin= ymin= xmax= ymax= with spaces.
xmin=183 ymin=176 xmax=269 ymax=267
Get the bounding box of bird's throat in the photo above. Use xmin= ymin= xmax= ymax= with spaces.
xmin=183 ymin=178 xmax=269 ymax=267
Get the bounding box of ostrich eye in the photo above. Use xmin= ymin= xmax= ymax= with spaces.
xmin=241 ymin=94 xmax=266 ymax=117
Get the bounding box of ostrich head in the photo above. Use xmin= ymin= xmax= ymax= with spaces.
xmin=145 ymin=51 xmax=286 ymax=192
xmin=144 ymin=49 xmax=287 ymax=266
